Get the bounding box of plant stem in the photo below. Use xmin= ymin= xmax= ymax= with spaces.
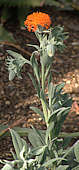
xmin=51 ymin=165 xmax=56 ymax=170
xmin=41 ymin=63 xmax=45 ymax=92
xmin=41 ymin=98 xmax=48 ymax=126
xmin=41 ymin=63 xmax=48 ymax=126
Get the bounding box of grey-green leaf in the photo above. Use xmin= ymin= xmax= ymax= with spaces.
xmin=42 ymin=157 xmax=66 ymax=168
xmin=30 ymin=106 xmax=44 ymax=120
xmin=45 ymin=122 xmax=54 ymax=144
xmin=9 ymin=70 xmax=16 ymax=81
xmin=28 ymin=126 xmax=45 ymax=147
xmin=56 ymin=165 xmax=69 ymax=170
xmin=74 ymin=140 xmax=79 ymax=162
xmin=10 ymin=129 xmax=27 ymax=160
xmin=72 ymin=165 xmax=79 ymax=170
xmin=1 ymin=164 xmax=14 ymax=170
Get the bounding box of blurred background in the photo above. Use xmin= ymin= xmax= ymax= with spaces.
xmin=0 ymin=0 xmax=79 ymax=42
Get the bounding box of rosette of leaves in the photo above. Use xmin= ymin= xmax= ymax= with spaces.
xmin=1 ymin=123 xmax=79 ymax=169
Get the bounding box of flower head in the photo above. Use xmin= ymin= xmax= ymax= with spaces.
xmin=24 ymin=12 xmax=51 ymax=32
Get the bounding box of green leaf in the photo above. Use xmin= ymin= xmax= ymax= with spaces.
xmin=42 ymin=157 xmax=66 ymax=168
xmin=74 ymin=141 xmax=79 ymax=162
xmin=40 ymin=89 xmax=48 ymax=108
xmin=30 ymin=106 xmax=44 ymax=120
xmin=1 ymin=164 xmax=14 ymax=170
xmin=9 ymin=70 xmax=16 ymax=81
xmin=30 ymin=52 xmax=40 ymax=84
xmin=10 ymin=129 xmax=27 ymax=160
xmin=28 ymin=126 xmax=45 ymax=147
xmin=56 ymin=82 xmax=65 ymax=93
xmin=48 ymin=82 xmax=56 ymax=108
xmin=28 ymin=73 xmax=40 ymax=97
xmin=62 ymin=137 xmax=72 ymax=149
xmin=55 ymin=107 xmax=70 ymax=136
xmin=45 ymin=122 xmax=54 ymax=144
xmin=6 ymin=50 xmax=31 ymax=80
xmin=57 ymin=107 xmax=70 ymax=122
xmin=59 ymin=132 xmax=79 ymax=138
xmin=48 ymin=108 xmax=64 ymax=123
xmin=48 ymin=72 xmax=52 ymax=88
xmin=56 ymin=165 xmax=69 ymax=170
xmin=7 ymin=50 xmax=31 ymax=65
xmin=27 ymin=44 xmax=40 ymax=50
xmin=72 ymin=165 xmax=79 ymax=170
xmin=31 ymin=145 xmax=47 ymax=156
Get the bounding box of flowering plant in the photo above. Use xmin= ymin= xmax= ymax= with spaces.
xmin=1 ymin=12 xmax=79 ymax=170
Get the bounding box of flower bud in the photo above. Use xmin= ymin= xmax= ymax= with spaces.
xmin=47 ymin=44 xmax=55 ymax=57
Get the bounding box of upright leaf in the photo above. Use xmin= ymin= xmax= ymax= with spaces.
xmin=74 ymin=141 xmax=79 ymax=162
xmin=10 ymin=129 xmax=27 ymax=160
xmin=30 ymin=106 xmax=44 ymax=120
xmin=45 ymin=122 xmax=54 ymax=144
xmin=56 ymin=165 xmax=69 ymax=170
xmin=28 ymin=126 xmax=45 ymax=147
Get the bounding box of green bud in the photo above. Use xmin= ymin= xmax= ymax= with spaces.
xmin=47 ymin=44 xmax=55 ymax=57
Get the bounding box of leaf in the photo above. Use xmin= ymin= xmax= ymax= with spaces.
xmin=30 ymin=106 xmax=44 ymax=120
xmin=42 ymin=157 xmax=66 ymax=168
xmin=59 ymin=132 xmax=79 ymax=138
xmin=48 ymin=72 xmax=52 ymax=88
xmin=56 ymin=82 xmax=65 ymax=93
xmin=9 ymin=70 xmax=16 ymax=81
xmin=57 ymin=107 xmax=70 ymax=122
xmin=10 ymin=129 xmax=27 ymax=160
xmin=27 ymin=44 xmax=40 ymax=50
xmin=62 ymin=137 xmax=72 ymax=149
xmin=6 ymin=50 xmax=31 ymax=80
xmin=7 ymin=50 xmax=31 ymax=65
xmin=28 ymin=73 xmax=40 ymax=97
xmin=30 ymin=52 xmax=40 ymax=84
xmin=1 ymin=164 xmax=14 ymax=170
xmin=28 ymin=126 xmax=45 ymax=147
xmin=72 ymin=165 xmax=79 ymax=170
xmin=31 ymin=145 xmax=47 ymax=156
xmin=74 ymin=140 xmax=79 ymax=162
xmin=40 ymin=89 xmax=48 ymax=108
xmin=56 ymin=165 xmax=69 ymax=170
xmin=55 ymin=107 xmax=70 ymax=136
xmin=45 ymin=122 xmax=54 ymax=144
xmin=48 ymin=82 xmax=56 ymax=108
xmin=48 ymin=108 xmax=64 ymax=123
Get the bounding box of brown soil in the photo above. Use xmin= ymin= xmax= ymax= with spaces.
xmin=0 ymin=5 xmax=79 ymax=168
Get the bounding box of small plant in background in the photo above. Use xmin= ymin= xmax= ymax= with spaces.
xmin=1 ymin=11 xmax=79 ymax=170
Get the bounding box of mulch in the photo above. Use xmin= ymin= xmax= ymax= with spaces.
xmin=0 ymin=5 xmax=79 ymax=168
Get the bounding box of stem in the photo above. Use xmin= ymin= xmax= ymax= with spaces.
xmin=41 ymin=99 xmax=48 ymax=126
xmin=51 ymin=165 xmax=56 ymax=170
xmin=41 ymin=63 xmax=48 ymax=126
xmin=41 ymin=63 xmax=45 ymax=92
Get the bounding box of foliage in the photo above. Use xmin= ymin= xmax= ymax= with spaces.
xmin=1 ymin=14 xmax=79 ymax=170
xmin=45 ymin=0 xmax=79 ymax=11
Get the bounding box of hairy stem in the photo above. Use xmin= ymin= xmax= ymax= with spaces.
xmin=41 ymin=63 xmax=48 ymax=126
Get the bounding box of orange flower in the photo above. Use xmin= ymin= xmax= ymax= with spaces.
xmin=24 ymin=12 xmax=51 ymax=32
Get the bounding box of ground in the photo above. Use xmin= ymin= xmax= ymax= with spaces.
xmin=0 ymin=5 xmax=79 ymax=168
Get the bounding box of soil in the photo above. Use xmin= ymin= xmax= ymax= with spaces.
xmin=0 ymin=5 xmax=79 ymax=168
